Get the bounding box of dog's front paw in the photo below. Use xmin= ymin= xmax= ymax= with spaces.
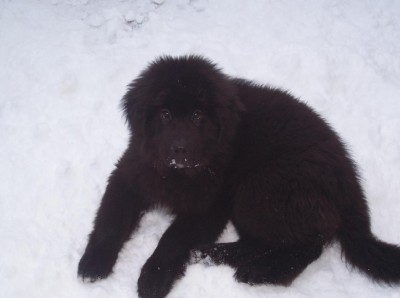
xmin=78 ymin=248 xmax=117 ymax=282
xmin=137 ymin=257 xmax=186 ymax=298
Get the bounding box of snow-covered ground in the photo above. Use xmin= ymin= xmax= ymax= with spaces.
xmin=1 ymin=0 xmax=400 ymax=297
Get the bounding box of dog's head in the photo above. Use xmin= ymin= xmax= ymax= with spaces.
xmin=123 ymin=56 xmax=242 ymax=175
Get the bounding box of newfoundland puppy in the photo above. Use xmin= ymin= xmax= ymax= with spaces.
xmin=78 ymin=56 xmax=400 ymax=298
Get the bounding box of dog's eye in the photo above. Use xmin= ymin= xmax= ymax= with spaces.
xmin=160 ymin=109 xmax=172 ymax=122
xmin=192 ymin=110 xmax=203 ymax=122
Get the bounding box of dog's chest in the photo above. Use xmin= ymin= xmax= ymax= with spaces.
xmin=152 ymin=171 xmax=222 ymax=213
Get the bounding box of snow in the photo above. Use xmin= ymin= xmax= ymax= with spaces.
xmin=1 ymin=0 xmax=400 ymax=297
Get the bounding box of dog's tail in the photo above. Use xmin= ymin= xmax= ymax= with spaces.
xmin=337 ymin=206 xmax=400 ymax=284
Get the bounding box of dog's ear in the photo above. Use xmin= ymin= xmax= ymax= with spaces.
xmin=121 ymin=80 xmax=148 ymax=138
xmin=121 ymin=58 xmax=166 ymax=138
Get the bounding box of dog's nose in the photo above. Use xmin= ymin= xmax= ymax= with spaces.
xmin=172 ymin=146 xmax=186 ymax=154
xmin=171 ymin=140 xmax=187 ymax=155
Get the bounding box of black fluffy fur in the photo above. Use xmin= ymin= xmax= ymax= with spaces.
xmin=78 ymin=56 xmax=400 ymax=297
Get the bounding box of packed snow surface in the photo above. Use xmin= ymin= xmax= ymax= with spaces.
xmin=1 ymin=0 xmax=400 ymax=297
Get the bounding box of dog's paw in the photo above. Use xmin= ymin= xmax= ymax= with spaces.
xmin=78 ymin=248 xmax=117 ymax=282
xmin=234 ymin=260 xmax=295 ymax=286
xmin=137 ymin=257 xmax=185 ymax=298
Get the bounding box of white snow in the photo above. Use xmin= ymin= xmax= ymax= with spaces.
xmin=1 ymin=0 xmax=400 ymax=297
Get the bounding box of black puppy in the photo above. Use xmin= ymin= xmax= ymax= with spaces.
xmin=78 ymin=56 xmax=400 ymax=298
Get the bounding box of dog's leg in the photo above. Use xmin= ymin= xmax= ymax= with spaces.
xmin=137 ymin=206 xmax=229 ymax=298
xmin=78 ymin=169 xmax=146 ymax=281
